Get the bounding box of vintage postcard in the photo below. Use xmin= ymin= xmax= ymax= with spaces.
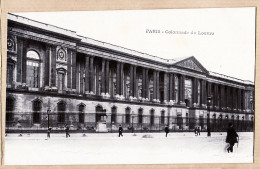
xmin=3 ymin=8 xmax=255 ymax=165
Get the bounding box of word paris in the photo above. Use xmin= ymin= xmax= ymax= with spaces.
xmin=146 ymin=29 xmax=214 ymax=35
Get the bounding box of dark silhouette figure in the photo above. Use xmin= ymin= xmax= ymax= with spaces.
xmin=226 ymin=123 xmax=239 ymax=153
xmin=194 ymin=127 xmax=198 ymax=136
xmin=197 ymin=127 xmax=201 ymax=136
xmin=119 ymin=125 xmax=123 ymax=137
xmin=47 ymin=127 xmax=52 ymax=139
xmin=65 ymin=125 xmax=70 ymax=138
xmin=164 ymin=125 xmax=169 ymax=137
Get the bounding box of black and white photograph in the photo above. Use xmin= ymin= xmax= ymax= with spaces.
xmin=4 ymin=8 xmax=255 ymax=165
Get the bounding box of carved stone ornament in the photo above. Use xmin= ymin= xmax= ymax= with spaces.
xmin=57 ymin=48 xmax=67 ymax=61
xmin=177 ymin=59 xmax=203 ymax=72
xmin=7 ymin=36 xmax=16 ymax=52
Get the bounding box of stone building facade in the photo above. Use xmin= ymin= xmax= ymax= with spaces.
xmin=6 ymin=14 xmax=254 ymax=132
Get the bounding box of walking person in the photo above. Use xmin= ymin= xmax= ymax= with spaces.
xmin=194 ymin=127 xmax=198 ymax=136
xmin=226 ymin=123 xmax=239 ymax=153
xmin=164 ymin=125 xmax=169 ymax=137
xmin=197 ymin=127 xmax=201 ymax=136
xmin=119 ymin=125 xmax=123 ymax=137
xmin=65 ymin=125 xmax=70 ymax=138
xmin=47 ymin=127 xmax=52 ymax=139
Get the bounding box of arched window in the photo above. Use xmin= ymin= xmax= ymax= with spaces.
xmin=6 ymin=97 xmax=14 ymax=121
xmin=150 ymin=109 xmax=154 ymax=125
xmin=78 ymin=104 xmax=85 ymax=123
xmin=111 ymin=106 xmax=117 ymax=123
xmin=125 ymin=107 xmax=131 ymax=124
xmin=57 ymin=101 xmax=66 ymax=123
xmin=138 ymin=108 xmax=143 ymax=124
xmin=161 ymin=110 xmax=165 ymax=124
xmin=26 ymin=50 xmax=40 ymax=88
xmin=32 ymin=99 xmax=42 ymax=123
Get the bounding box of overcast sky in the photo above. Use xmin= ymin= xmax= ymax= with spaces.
xmin=14 ymin=7 xmax=255 ymax=82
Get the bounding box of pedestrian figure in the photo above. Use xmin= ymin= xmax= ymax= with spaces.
xmin=194 ymin=127 xmax=198 ymax=136
xmin=197 ymin=127 xmax=201 ymax=136
xmin=65 ymin=125 xmax=70 ymax=138
xmin=226 ymin=123 xmax=239 ymax=153
xmin=164 ymin=125 xmax=169 ymax=137
xmin=47 ymin=127 xmax=52 ymax=139
xmin=119 ymin=125 xmax=123 ymax=137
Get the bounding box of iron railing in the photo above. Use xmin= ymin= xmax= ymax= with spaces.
xmin=5 ymin=112 xmax=254 ymax=133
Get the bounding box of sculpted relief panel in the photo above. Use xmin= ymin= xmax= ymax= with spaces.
xmin=177 ymin=59 xmax=203 ymax=72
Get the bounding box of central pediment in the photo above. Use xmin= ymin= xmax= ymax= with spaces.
xmin=174 ymin=56 xmax=208 ymax=74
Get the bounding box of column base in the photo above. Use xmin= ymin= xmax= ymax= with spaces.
xmin=179 ymin=101 xmax=186 ymax=106
xmin=201 ymin=104 xmax=207 ymax=108
xmin=163 ymin=100 xmax=168 ymax=104
xmin=105 ymin=93 xmax=110 ymax=98
xmin=169 ymin=100 xmax=174 ymax=105
xmin=119 ymin=95 xmax=125 ymax=100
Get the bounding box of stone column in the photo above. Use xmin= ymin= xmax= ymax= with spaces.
xmin=226 ymin=86 xmax=230 ymax=109
xmin=193 ymin=78 xmax=198 ymax=107
xmin=237 ymin=88 xmax=241 ymax=111
xmin=89 ymin=56 xmax=94 ymax=94
xmin=120 ymin=63 xmax=124 ymax=97
xmin=116 ymin=62 xmax=120 ymax=97
xmin=233 ymin=88 xmax=236 ymax=110
xmin=220 ymin=85 xmax=224 ymax=109
xmin=145 ymin=69 xmax=149 ymax=99
xmin=95 ymin=64 xmax=100 ymax=95
xmin=169 ymin=73 xmax=173 ymax=103
xmin=80 ymin=61 xmax=84 ymax=94
xmin=70 ymin=50 xmax=77 ymax=93
xmin=21 ymin=39 xmax=28 ymax=85
xmin=178 ymin=75 xmax=182 ymax=104
xmin=156 ymin=71 xmax=160 ymax=102
xmin=181 ymin=75 xmax=186 ymax=104
xmin=241 ymin=89 xmax=245 ymax=111
xmin=142 ymin=68 xmax=146 ymax=99
xmin=133 ymin=66 xmax=137 ymax=99
xmin=45 ymin=44 xmax=50 ymax=87
xmin=163 ymin=72 xmax=169 ymax=104
xmin=85 ymin=56 xmax=90 ymax=94
xmin=101 ymin=59 xmax=106 ymax=95
xmin=16 ymin=37 xmax=23 ymax=83
xmin=201 ymin=80 xmax=206 ymax=106
xmin=76 ymin=61 xmax=80 ymax=93
xmin=214 ymin=84 xmax=219 ymax=109
xmin=105 ymin=60 xmax=110 ymax=96
xmin=153 ymin=70 xmax=157 ymax=101
xmin=173 ymin=74 xmax=176 ymax=103
xmin=130 ymin=65 xmax=134 ymax=98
